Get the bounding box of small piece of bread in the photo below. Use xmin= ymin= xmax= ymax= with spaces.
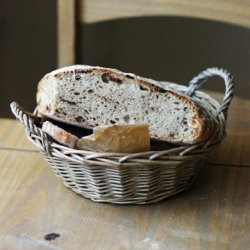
xmin=76 ymin=123 xmax=150 ymax=153
xmin=37 ymin=65 xmax=215 ymax=144
xmin=42 ymin=121 xmax=79 ymax=148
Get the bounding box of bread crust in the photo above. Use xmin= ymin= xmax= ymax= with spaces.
xmin=42 ymin=121 xmax=79 ymax=148
xmin=37 ymin=65 xmax=215 ymax=144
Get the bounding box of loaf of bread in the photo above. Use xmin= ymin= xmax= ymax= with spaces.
xmin=37 ymin=65 xmax=215 ymax=144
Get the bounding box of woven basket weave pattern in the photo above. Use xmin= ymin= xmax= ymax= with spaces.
xmin=11 ymin=68 xmax=234 ymax=204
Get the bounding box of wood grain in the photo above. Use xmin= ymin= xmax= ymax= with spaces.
xmin=79 ymin=0 xmax=250 ymax=28
xmin=0 ymin=119 xmax=37 ymax=151
xmin=209 ymin=135 xmax=250 ymax=167
xmin=0 ymin=149 xmax=249 ymax=249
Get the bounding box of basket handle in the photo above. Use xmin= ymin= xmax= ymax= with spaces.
xmin=10 ymin=101 xmax=51 ymax=153
xmin=10 ymin=102 xmax=40 ymax=130
xmin=185 ymin=68 xmax=234 ymax=118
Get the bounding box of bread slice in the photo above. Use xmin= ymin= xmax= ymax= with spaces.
xmin=42 ymin=121 xmax=79 ymax=148
xmin=37 ymin=65 xmax=215 ymax=144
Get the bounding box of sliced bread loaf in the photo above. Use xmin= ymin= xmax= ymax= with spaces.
xmin=37 ymin=65 xmax=215 ymax=144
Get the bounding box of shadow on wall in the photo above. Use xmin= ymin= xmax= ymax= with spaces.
xmin=1 ymin=4 xmax=250 ymax=118
xmin=81 ymin=16 xmax=250 ymax=99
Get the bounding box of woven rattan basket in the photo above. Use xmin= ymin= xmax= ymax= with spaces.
xmin=11 ymin=68 xmax=234 ymax=204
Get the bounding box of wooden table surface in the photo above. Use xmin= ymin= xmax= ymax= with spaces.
xmin=0 ymin=92 xmax=250 ymax=250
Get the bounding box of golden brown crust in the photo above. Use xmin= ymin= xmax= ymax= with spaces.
xmin=42 ymin=121 xmax=79 ymax=148
xmin=194 ymin=104 xmax=215 ymax=142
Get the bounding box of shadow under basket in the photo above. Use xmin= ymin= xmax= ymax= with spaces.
xmin=10 ymin=68 xmax=234 ymax=204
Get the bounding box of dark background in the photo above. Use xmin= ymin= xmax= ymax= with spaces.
xmin=1 ymin=0 xmax=249 ymax=118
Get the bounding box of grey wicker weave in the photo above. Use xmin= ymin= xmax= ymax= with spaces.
xmin=10 ymin=68 xmax=234 ymax=204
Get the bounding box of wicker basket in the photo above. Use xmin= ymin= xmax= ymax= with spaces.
xmin=10 ymin=68 xmax=234 ymax=204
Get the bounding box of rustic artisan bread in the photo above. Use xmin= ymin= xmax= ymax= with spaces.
xmin=37 ymin=65 xmax=215 ymax=144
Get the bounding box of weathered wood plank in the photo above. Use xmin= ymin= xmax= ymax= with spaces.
xmin=0 ymin=150 xmax=249 ymax=250
xmin=0 ymin=119 xmax=38 ymax=151
xmin=209 ymin=135 xmax=250 ymax=167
